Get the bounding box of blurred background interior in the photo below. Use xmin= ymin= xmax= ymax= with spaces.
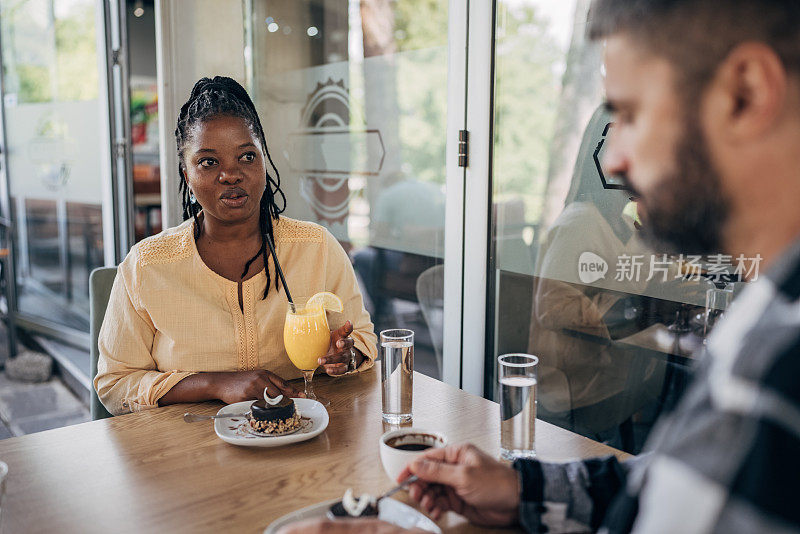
xmin=0 ymin=0 xmax=745 ymax=453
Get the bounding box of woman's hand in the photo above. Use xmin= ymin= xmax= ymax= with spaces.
xmin=318 ymin=321 xmax=363 ymax=376
xmin=210 ymin=370 xmax=304 ymax=404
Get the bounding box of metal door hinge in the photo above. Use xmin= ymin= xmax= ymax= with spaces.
xmin=458 ymin=130 xmax=469 ymax=168
xmin=114 ymin=139 xmax=127 ymax=159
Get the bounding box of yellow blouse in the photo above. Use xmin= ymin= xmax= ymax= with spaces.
xmin=95 ymin=217 xmax=377 ymax=416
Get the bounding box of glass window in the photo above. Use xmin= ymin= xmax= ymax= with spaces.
xmin=1 ymin=0 xmax=109 ymax=331
xmin=488 ymin=0 xmax=742 ymax=453
xmin=245 ymin=0 xmax=449 ymax=379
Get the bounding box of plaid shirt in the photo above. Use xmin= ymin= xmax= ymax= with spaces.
xmin=514 ymin=239 xmax=800 ymax=533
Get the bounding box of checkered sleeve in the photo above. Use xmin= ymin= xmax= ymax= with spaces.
xmin=604 ymin=257 xmax=800 ymax=534
xmin=513 ymin=455 xmax=645 ymax=533
xmin=622 ymin=388 xmax=800 ymax=533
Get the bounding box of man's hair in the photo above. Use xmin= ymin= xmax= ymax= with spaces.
xmin=588 ymin=0 xmax=800 ymax=97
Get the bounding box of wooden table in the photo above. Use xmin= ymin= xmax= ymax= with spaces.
xmin=0 ymin=369 xmax=628 ymax=533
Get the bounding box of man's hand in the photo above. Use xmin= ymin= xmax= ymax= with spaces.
xmin=276 ymin=518 xmax=424 ymax=534
xmin=398 ymin=443 xmax=521 ymax=526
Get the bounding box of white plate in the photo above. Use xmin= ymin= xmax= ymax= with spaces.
xmin=214 ymin=399 xmax=328 ymax=447
xmin=264 ymin=498 xmax=441 ymax=533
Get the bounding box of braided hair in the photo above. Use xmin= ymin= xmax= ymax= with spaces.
xmin=175 ymin=76 xmax=286 ymax=299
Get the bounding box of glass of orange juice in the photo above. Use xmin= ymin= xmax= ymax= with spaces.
xmin=284 ymin=293 xmax=341 ymax=406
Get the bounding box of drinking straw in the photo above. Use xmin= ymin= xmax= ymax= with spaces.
xmin=266 ymin=233 xmax=295 ymax=313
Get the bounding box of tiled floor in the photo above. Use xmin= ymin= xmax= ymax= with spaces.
xmin=0 ymin=372 xmax=90 ymax=438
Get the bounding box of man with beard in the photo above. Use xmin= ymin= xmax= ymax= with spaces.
xmin=279 ymin=0 xmax=800 ymax=533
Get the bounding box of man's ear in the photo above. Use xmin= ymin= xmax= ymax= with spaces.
xmin=710 ymin=42 xmax=787 ymax=144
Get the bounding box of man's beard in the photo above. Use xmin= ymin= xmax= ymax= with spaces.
xmin=635 ymin=119 xmax=730 ymax=256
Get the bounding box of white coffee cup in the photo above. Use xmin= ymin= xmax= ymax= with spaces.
xmin=379 ymin=428 xmax=447 ymax=482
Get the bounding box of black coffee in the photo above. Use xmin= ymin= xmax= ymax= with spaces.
xmin=386 ymin=433 xmax=440 ymax=451
xmin=392 ymin=443 xmax=432 ymax=451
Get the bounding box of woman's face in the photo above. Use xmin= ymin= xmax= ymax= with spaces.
xmin=182 ymin=115 xmax=266 ymax=228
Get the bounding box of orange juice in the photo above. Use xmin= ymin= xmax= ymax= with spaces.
xmin=284 ymin=304 xmax=330 ymax=371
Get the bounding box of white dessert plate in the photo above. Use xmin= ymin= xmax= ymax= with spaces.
xmin=214 ymin=399 xmax=328 ymax=448
xmin=264 ymin=497 xmax=441 ymax=534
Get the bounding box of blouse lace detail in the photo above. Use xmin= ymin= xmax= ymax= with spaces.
xmin=136 ymin=224 xmax=194 ymax=267
xmin=275 ymin=217 xmax=324 ymax=243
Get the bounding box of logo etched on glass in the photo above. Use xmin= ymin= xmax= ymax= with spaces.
xmin=578 ymin=252 xmax=609 ymax=284
xmin=288 ymin=78 xmax=386 ymax=238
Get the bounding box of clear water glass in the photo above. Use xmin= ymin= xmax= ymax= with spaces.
xmin=499 ymin=354 xmax=538 ymax=460
xmin=380 ymin=329 xmax=414 ymax=424
xmin=704 ymin=283 xmax=734 ymax=338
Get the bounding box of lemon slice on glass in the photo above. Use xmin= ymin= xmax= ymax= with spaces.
xmin=307 ymin=291 xmax=343 ymax=313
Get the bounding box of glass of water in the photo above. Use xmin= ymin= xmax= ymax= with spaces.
xmin=703 ymin=283 xmax=734 ymax=337
xmin=499 ymin=353 xmax=538 ymax=460
xmin=380 ymin=329 xmax=414 ymax=424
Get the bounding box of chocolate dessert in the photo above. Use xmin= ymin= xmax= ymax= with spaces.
xmin=328 ymin=488 xmax=379 ymax=519
xmin=248 ymin=398 xmax=301 ymax=434
xmin=329 ymin=500 xmax=379 ymax=518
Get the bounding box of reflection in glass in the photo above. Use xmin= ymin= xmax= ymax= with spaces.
xmin=488 ymin=1 xmax=725 ymax=453
xmin=244 ymin=0 xmax=448 ymax=379
xmin=528 ymin=108 xmax=666 ymax=444
xmin=0 ymin=0 xmax=107 ymax=332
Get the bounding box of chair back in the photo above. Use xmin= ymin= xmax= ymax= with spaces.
xmin=89 ymin=267 xmax=117 ymax=420
xmin=415 ymin=264 xmax=444 ymax=377
xmin=495 ymin=270 xmax=535 ymax=356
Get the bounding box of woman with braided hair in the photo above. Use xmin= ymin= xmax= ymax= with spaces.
xmin=94 ymin=76 xmax=376 ymax=415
